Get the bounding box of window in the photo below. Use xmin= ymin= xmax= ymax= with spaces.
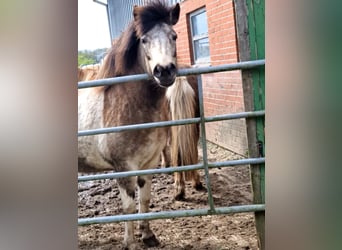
xmin=168 ymin=0 xmax=182 ymax=4
xmin=189 ymin=8 xmax=210 ymax=64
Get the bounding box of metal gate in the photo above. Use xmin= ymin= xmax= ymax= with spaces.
xmin=77 ymin=61 xmax=265 ymax=230
xmin=79 ymin=0 xmax=265 ymax=248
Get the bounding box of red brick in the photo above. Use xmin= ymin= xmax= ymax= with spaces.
xmin=175 ymin=0 xmax=247 ymax=155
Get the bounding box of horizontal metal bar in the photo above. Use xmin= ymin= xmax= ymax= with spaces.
xmin=78 ymin=110 xmax=265 ymax=137
xmin=208 ymin=158 xmax=265 ymax=168
xmin=78 ymin=59 xmax=265 ymax=89
xmin=78 ymin=73 xmax=151 ymax=89
xmin=204 ymin=110 xmax=265 ymax=122
xmin=177 ymin=59 xmax=265 ymax=76
xmin=78 ymin=117 xmax=199 ymax=137
xmin=78 ymin=163 xmax=202 ymax=182
xmin=78 ymin=157 xmax=265 ymax=182
xmin=78 ymin=204 xmax=265 ymax=225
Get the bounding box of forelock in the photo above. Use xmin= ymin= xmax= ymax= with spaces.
xmin=134 ymin=1 xmax=174 ymax=37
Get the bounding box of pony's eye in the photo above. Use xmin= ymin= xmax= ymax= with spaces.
xmin=141 ymin=37 xmax=147 ymax=44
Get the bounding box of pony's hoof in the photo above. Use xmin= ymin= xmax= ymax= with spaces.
xmin=194 ymin=182 xmax=206 ymax=191
xmin=174 ymin=191 xmax=185 ymax=201
xmin=142 ymin=234 xmax=160 ymax=247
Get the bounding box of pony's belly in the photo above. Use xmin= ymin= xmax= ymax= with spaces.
xmin=78 ymin=156 xmax=113 ymax=173
xmin=78 ymin=137 xmax=114 ymax=172
xmin=121 ymin=131 xmax=168 ymax=170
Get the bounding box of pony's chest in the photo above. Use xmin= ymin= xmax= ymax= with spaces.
xmin=123 ymin=129 xmax=168 ymax=169
xmin=103 ymin=84 xmax=169 ymax=126
xmin=78 ymin=85 xmax=169 ymax=171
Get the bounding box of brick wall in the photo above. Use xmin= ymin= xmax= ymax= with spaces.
xmin=174 ymin=0 xmax=248 ymax=156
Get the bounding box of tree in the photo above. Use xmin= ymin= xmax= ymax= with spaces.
xmin=78 ymin=48 xmax=108 ymax=66
xmin=78 ymin=51 xmax=96 ymax=66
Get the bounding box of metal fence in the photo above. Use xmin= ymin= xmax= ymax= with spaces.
xmin=78 ymin=59 xmax=265 ymax=225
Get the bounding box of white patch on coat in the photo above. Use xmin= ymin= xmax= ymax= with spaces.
xmin=140 ymin=23 xmax=177 ymax=75
xmin=78 ymin=88 xmax=113 ymax=170
xmin=78 ymin=88 xmax=167 ymax=172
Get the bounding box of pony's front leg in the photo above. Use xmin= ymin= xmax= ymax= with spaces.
xmin=117 ymin=177 xmax=137 ymax=250
xmin=137 ymin=175 xmax=160 ymax=247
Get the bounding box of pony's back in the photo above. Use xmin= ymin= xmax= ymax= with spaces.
xmin=78 ymin=64 xmax=100 ymax=81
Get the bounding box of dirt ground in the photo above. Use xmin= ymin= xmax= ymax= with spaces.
xmin=78 ymin=141 xmax=259 ymax=250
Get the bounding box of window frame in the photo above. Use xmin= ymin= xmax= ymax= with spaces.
xmin=189 ymin=7 xmax=210 ymax=65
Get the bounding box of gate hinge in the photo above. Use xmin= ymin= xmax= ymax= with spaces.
xmin=257 ymin=140 xmax=264 ymax=157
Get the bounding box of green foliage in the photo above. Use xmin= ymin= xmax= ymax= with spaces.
xmin=78 ymin=48 xmax=108 ymax=66
xmin=78 ymin=52 xmax=96 ymax=66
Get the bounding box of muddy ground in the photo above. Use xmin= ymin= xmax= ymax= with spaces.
xmin=78 ymin=141 xmax=259 ymax=250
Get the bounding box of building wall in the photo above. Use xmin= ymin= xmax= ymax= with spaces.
xmin=174 ymin=0 xmax=248 ymax=156
xmin=107 ymin=0 xmax=145 ymax=41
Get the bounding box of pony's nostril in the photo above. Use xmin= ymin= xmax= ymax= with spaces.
xmin=167 ymin=63 xmax=176 ymax=73
xmin=153 ymin=64 xmax=176 ymax=80
xmin=169 ymin=63 xmax=176 ymax=70
xmin=153 ymin=65 xmax=163 ymax=78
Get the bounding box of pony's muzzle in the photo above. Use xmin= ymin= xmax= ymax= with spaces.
xmin=153 ymin=63 xmax=177 ymax=87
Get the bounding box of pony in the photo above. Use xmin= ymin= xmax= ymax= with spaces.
xmin=164 ymin=71 xmax=204 ymax=200
xmin=77 ymin=42 xmax=203 ymax=203
xmin=78 ymin=1 xmax=202 ymax=249
xmin=78 ymin=67 xmax=204 ymax=201
xmin=78 ymin=64 xmax=101 ymax=82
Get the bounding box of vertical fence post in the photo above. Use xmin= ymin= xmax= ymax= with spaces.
xmin=197 ymin=75 xmax=215 ymax=212
xmin=234 ymin=0 xmax=265 ymax=249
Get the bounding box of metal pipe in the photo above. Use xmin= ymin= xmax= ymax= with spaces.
xmin=78 ymin=73 xmax=151 ymax=89
xmin=78 ymin=59 xmax=265 ymax=89
xmin=78 ymin=117 xmax=200 ymax=137
xmin=78 ymin=110 xmax=265 ymax=137
xmin=177 ymin=59 xmax=265 ymax=76
xmin=78 ymin=204 xmax=265 ymax=225
xmin=197 ymin=75 xmax=215 ymax=212
xmin=205 ymin=110 xmax=265 ymax=122
xmin=78 ymin=157 xmax=265 ymax=182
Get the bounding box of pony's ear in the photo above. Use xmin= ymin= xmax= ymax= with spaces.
xmin=133 ymin=5 xmax=142 ymax=22
xmin=170 ymin=3 xmax=180 ymax=25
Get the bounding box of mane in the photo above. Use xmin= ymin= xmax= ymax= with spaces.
xmin=96 ymin=0 xmax=177 ymax=79
xmin=133 ymin=1 xmax=176 ymax=37
xmin=96 ymin=24 xmax=139 ymax=78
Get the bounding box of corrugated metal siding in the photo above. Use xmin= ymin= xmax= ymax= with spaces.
xmin=107 ymin=0 xmax=144 ymax=40
xmin=107 ymin=0 xmax=181 ymax=41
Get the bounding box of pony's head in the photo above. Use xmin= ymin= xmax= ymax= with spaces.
xmin=133 ymin=1 xmax=180 ymax=87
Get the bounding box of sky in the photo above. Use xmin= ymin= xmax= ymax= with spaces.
xmin=78 ymin=0 xmax=111 ymax=51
